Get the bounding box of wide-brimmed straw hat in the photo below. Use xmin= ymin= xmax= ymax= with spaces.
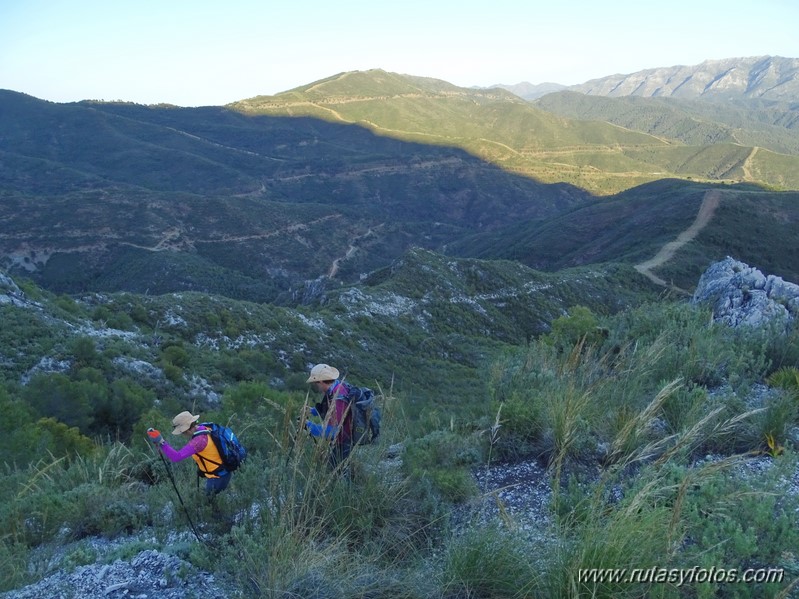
xmin=172 ymin=411 xmax=200 ymax=435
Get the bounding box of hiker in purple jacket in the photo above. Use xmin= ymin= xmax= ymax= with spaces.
xmin=148 ymin=411 xmax=231 ymax=495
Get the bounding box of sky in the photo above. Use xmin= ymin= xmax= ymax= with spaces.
xmin=2 ymin=0 xmax=798 ymax=107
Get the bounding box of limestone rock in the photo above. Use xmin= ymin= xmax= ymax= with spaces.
xmin=692 ymin=257 xmax=798 ymax=330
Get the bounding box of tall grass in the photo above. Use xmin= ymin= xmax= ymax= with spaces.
xmin=3 ymin=299 xmax=799 ymax=597
xmin=478 ymin=301 xmax=799 ymax=598
xmin=0 ymin=379 xmax=451 ymax=597
xmin=189 ymin=381 xmax=448 ymax=598
xmin=442 ymin=524 xmax=542 ymax=598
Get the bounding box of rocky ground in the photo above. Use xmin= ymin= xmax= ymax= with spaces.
xmin=455 ymin=458 xmax=555 ymax=541
xmin=1 ymin=533 xmax=242 ymax=599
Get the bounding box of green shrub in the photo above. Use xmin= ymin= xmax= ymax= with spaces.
xmin=545 ymin=504 xmax=675 ymax=599
xmin=106 ymin=311 xmax=135 ymax=330
xmin=402 ymin=430 xmax=484 ymax=503
xmin=23 ymin=373 xmax=99 ymax=433
xmin=162 ymin=362 xmax=184 ymax=385
xmin=161 ymin=344 xmax=189 ymax=368
xmin=0 ymin=390 xmax=46 ymax=466
xmin=677 ymin=455 xmax=799 ymax=599
xmin=660 ymin=385 xmax=709 ymax=434
xmin=69 ymin=337 xmax=100 ymax=369
xmin=404 ymin=430 xmax=483 ymax=473
xmin=33 ymin=418 xmax=96 ymax=458
xmin=428 ymin=468 xmax=476 ymax=503
xmin=443 ymin=525 xmax=539 ymax=598
xmin=92 ymin=378 xmax=153 ymax=440
xmin=0 ymin=539 xmax=29 ymax=592
xmin=545 ymin=305 xmax=605 ymax=353
xmin=54 ymin=294 xmax=81 ymax=316
xmin=61 ymin=545 xmax=99 ymax=570
xmin=750 ymin=390 xmax=798 ymax=451
xmin=768 ymin=366 xmax=799 ymax=394
xmin=489 ymin=392 xmax=545 ymax=460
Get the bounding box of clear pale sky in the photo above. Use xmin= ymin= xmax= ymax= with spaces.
xmin=2 ymin=0 xmax=797 ymax=107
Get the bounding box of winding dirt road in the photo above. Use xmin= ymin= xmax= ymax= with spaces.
xmin=634 ymin=189 xmax=722 ymax=293
xmin=327 ymin=225 xmax=381 ymax=278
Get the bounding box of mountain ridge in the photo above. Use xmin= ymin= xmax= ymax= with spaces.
xmin=226 ymin=67 xmax=799 ymax=195
xmin=570 ymin=55 xmax=799 ymax=100
xmin=2 ymin=58 xmax=799 ymax=300
xmin=500 ymin=55 xmax=799 ymax=101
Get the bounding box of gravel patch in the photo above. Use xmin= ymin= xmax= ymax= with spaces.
xmin=452 ymin=457 xmax=557 ymax=546
xmin=1 ymin=543 xmax=241 ymax=599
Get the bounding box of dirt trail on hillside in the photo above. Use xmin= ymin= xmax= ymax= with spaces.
xmin=742 ymin=146 xmax=759 ymax=181
xmin=328 ymin=225 xmax=380 ymax=278
xmin=634 ymin=189 xmax=721 ymax=293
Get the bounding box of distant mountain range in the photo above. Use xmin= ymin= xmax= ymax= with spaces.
xmin=1 ymin=56 xmax=798 ymax=301
xmin=489 ymin=81 xmax=566 ymax=100
xmin=499 ymin=56 xmax=799 ymax=101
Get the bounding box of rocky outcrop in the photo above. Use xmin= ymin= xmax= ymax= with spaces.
xmin=0 ymin=270 xmax=27 ymax=307
xmin=691 ymin=257 xmax=799 ymax=330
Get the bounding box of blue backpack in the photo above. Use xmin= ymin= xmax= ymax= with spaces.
xmin=197 ymin=422 xmax=247 ymax=473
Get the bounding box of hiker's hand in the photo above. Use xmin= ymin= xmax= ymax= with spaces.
xmin=147 ymin=428 xmax=164 ymax=446
xmin=305 ymin=421 xmax=324 ymax=437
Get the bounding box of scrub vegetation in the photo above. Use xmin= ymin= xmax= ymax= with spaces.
xmin=1 ymin=269 xmax=798 ymax=598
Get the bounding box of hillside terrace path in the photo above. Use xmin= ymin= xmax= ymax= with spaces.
xmin=634 ymin=189 xmax=722 ymax=294
xmin=0 ymin=215 xmax=349 ymax=272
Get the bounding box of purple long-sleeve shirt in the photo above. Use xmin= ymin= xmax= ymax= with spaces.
xmin=160 ymin=426 xmax=209 ymax=462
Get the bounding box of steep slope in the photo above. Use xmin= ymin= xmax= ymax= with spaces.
xmin=0 ymin=248 xmax=660 ymax=411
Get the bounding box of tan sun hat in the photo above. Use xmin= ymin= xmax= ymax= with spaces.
xmin=172 ymin=411 xmax=200 ymax=435
xmin=306 ymin=363 xmax=340 ymax=384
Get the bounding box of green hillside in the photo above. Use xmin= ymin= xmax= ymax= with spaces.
xmin=1 ymin=71 xmax=798 ymax=304
xmin=534 ymin=91 xmax=799 ymax=156
xmin=230 ymin=70 xmax=799 ymax=195
xmin=2 ymin=65 xmax=799 ymax=598
xmin=2 ymin=258 xmax=798 ymax=597
xmin=651 ymin=187 xmax=799 ymax=289
xmin=445 ymin=180 xmax=799 ymax=292
xmin=0 ymin=248 xmax=660 ymax=427
xmin=0 ymin=90 xmax=594 ymax=298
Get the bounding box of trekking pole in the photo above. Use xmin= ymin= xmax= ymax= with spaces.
xmin=147 ymin=430 xmax=203 ymax=543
